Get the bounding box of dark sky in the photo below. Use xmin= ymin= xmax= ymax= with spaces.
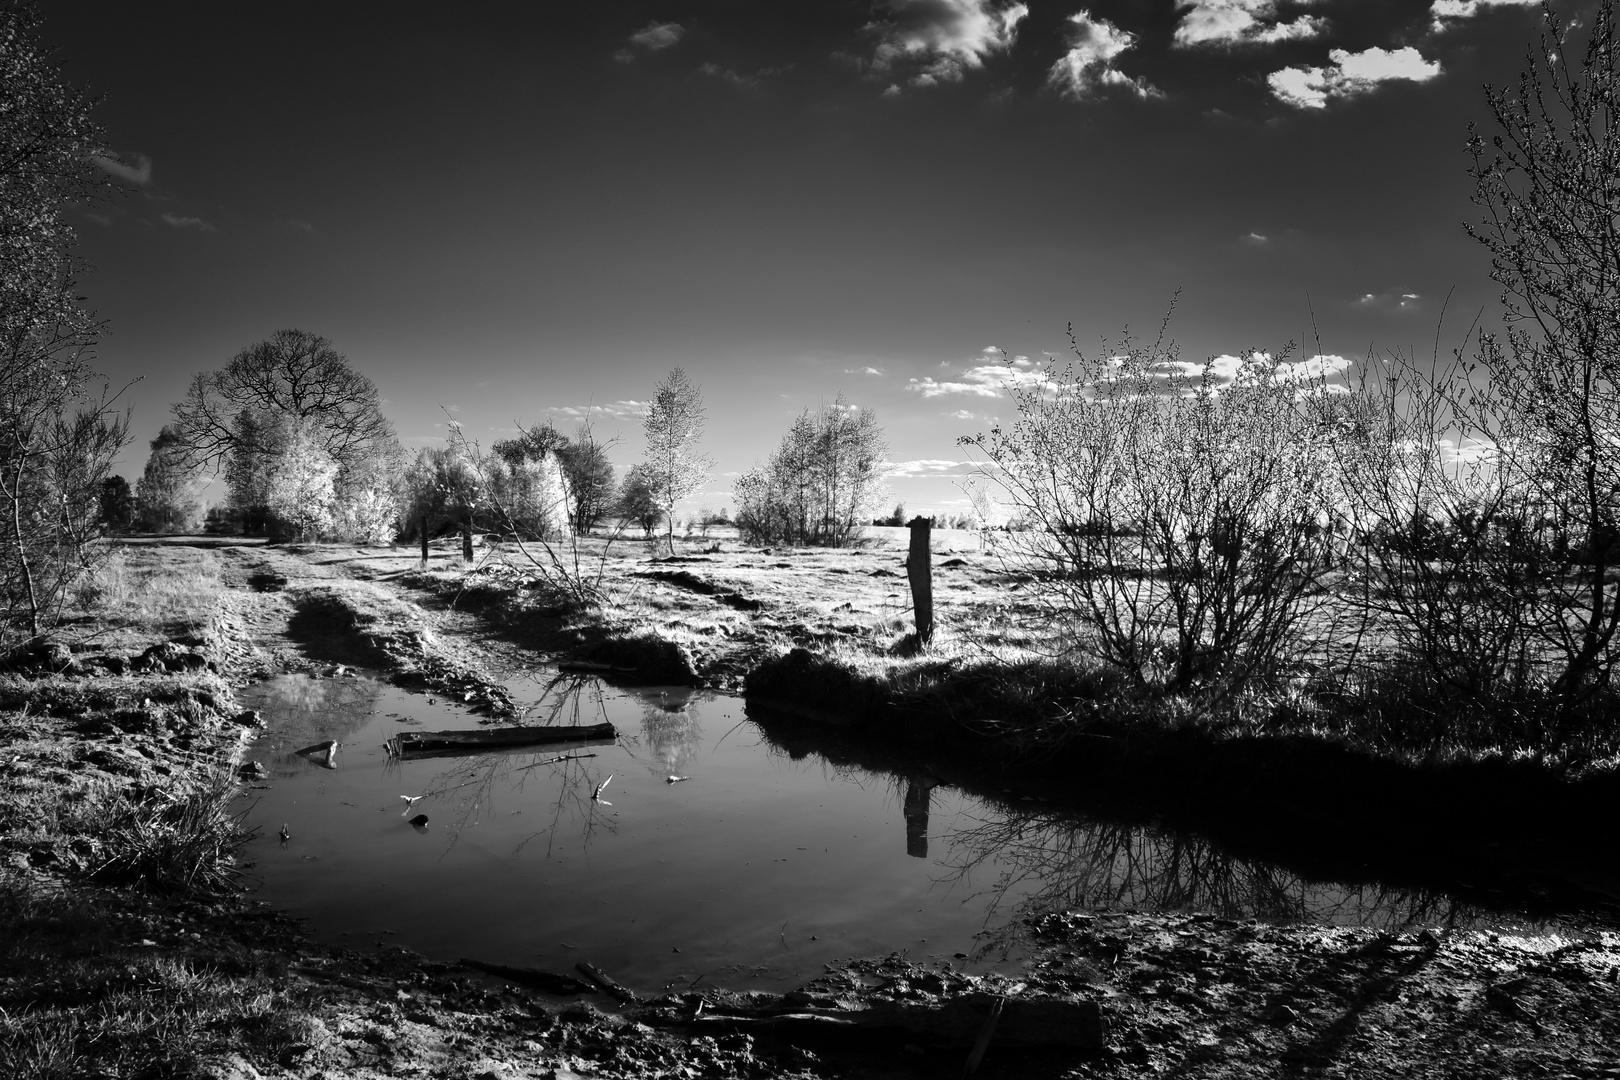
xmin=46 ymin=0 xmax=1563 ymax=515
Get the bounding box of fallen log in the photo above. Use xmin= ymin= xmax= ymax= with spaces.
xmin=575 ymin=961 xmax=641 ymax=1004
xmin=385 ymin=723 xmax=617 ymax=759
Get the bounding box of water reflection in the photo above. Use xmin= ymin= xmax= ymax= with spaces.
xmin=252 ymin=673 xmax=385 ymax=756
xmin=637 ymin=688 xmax=706 ymax=778
xmin=239 ymin=673 xmax=1589 ymax=992
xmin=903 ymin=774 xmax=937 ymax=859
xmin=941 ymin=809 xmax=1498 ymax=958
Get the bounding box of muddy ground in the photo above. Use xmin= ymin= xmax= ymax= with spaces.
xmin=3 ymin=535 xmax=1620 ymax=1078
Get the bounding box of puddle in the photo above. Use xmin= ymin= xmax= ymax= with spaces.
xmin=237 ymin=671 xmax=1580 ymax=995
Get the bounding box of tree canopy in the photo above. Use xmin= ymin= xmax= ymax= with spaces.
xmin=172 ymin=329 xmax=398 ymax=477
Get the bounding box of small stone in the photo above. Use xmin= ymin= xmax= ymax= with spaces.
xmin=238 ymin=760 xmax=266 ymax=778
xmin=1266 ymin=1004 xmax=1300 ymax=1026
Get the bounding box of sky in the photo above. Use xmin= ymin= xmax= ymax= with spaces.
xmin=44 ymin=0 xmax=1577 ymax=519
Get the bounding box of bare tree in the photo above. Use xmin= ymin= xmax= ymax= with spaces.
xmin=1458 ymin=0 xmax=1620 ymax=706
xmin=0 ymin=0 xmax=130 ymax=648
xmin=170 ymin=329 xmax=402 ymax=538
xmin=641 ymin=367 xmax=713 ymax=547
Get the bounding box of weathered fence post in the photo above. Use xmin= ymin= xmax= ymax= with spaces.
xmin=906 ymin=516 xmax=933 ymax=645
xmin=419 ymin=513 xmax=430 ymax=565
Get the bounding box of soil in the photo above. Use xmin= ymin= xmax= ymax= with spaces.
xmin=5 ymin=535 xmax=1620 ymax=1078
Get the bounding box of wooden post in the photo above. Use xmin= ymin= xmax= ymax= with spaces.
xmin=907 ymin=516 xmax=933 ymax=645
xmin=461 ymin=516 xmax=474 ymax=561
xmin=419 ymin=513 xmax=430 ymax=565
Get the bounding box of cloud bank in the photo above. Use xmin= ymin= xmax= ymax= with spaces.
xmin=1429 ymin=0 xmax=1538 ymax=33
xmin=872 ymin=0 xmax=1028 ymax=87
xmin=1268 ymin=46 xmax=1441 ymax=108
xmin=1049 ymin=13 xmax=1157 ymax=100
xmin=1173 ymin=1 xmax=1327 ymax=48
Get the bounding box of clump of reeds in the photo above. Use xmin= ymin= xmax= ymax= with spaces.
xmin=81 ymin=774 xmax=252 ymax=896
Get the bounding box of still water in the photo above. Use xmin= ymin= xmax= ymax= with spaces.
xmin=237 ymin=671 xmax=1563 ymax=994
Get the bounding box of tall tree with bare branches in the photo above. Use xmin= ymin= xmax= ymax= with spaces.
xmin=641 ymin=367 xmax=712 ymax=547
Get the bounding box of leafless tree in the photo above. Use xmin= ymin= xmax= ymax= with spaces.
xmin=641 ymin=367 xmax=713 ymax=547
xmin=1459 ymin=0 xmax=1620 ymax=706
xmin=0 ymin=0 xmax=130 ymax=648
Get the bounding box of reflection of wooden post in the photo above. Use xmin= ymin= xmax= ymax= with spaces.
xmin=906 ymin=517 xmax=933 ymax=645
xmin=903 ymin=775 xmax=935 ymax=859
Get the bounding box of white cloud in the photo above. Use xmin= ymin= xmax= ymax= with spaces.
xmin=548 ymin=400 xmax=649 ymax=420
xmin=1429 ymin=0 xmax=1538 ymax=33
xmin=1133 ymin=351 xmax=1352 ymax=393
xmin=948 ymin=409 xmax=981 ymax=421
xmin=1173 ymin=1 xmax=1327 ymax=48
xmin=907 ymin=361 xmax=1044 ymax=398
xmin=883 ymin=458 xmax=974 ymax=477
xmin=160 ymin=212 xmax=212 ymax=230
xmin=1242 ymin=231 xmax=1269 ymax=245
xmin=1049 ymin=13 xmax=1158 ymax=100
xmin=91 ymin=152 xmax=152 ymax=185
xmin=1268 ymin=46 xmax=1441 ymax=109
xmin=628 ymin=21 xmax=683 ymax=51
xmin=616 ymin=21 xmax=683 ymax=61
xmin=872 ymin=0 xmax=1028 ymax=86
xmin=288 ymin=219 xmax=316 ymax=234
xmin=845 ymin=366 xmax=887 ymax=375
xmin=1354 ymin=290 xmax=1423 ymax=311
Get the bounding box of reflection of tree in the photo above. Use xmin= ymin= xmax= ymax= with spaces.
xmin=943 ymin=810 xmax=1487 ymax=959
xmin=245 ymin=674 xmax=385 ymax=753
xmin=636 ymin=687 xmax=706 ymax=776
xmin=397 ymin=673 xmax=621 ymax=859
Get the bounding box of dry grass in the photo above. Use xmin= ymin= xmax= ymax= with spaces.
xmin=0 ymin=883 xmax=304 ymax=1080
xmin=66 ymin=542 xmax=225 ymax=649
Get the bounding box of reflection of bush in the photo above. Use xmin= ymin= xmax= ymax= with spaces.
xmin=944 ymin=813 xmax=1480 ymax=961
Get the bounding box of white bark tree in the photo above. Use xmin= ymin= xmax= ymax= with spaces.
xmin=641 ymin=367 xmax=713 ymax=547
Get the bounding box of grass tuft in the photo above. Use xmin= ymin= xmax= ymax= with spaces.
xmin=82 ymin=774 xmax=253 ymax=896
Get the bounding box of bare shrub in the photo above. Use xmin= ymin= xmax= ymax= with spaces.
xmin=963 ymin=323 xmax=1341 ymax=696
